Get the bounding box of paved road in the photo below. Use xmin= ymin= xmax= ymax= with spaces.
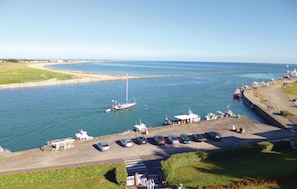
xmin=0 ymin=115 xmax=293 ymax=175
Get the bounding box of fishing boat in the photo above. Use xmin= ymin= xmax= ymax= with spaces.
xmin=205 ymin=112 xmax=217 ymax=120
xmin=112 ymin=74 xmax=136 ymax=110
xmin=174 ymin=109 xmax=201 ymax=124
xmin=233 ymin=88 xmax=241 ymax=99
xmin=133 ymin=119 xmax=148 ymax=134
xmin=75 ymin=129 xmax=93 ymax=141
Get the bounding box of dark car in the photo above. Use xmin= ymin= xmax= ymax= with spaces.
xmin=167 ymin=135 xmax=179 ymax=144
xmin=153 ymin=135 xmax=166 ymax=145
xmin=135 ymin=136 xmax=147 ymax=145
xmin=204 ymin=132 xmax=221 ymax=141
xmin=179 ymin=134 xmax=191 ymax=144
xmin=192 ymin=133 xmax=204 ymax=142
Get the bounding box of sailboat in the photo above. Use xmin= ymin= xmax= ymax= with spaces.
xmin=111 ymin=74 xmax=136 ymax=111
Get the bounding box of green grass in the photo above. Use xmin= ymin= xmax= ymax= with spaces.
xmin=0 ymin=163 xmax=125 ymax=189
xmin=1 ymin=176 xmax=121 ymax=189
xmin=168 ymin=142 xmax=297 ymax=189
xmin=0 ymin=62 xmax=76 ymax=84
xmin=282 ymin=81 xmax=297 ymax=96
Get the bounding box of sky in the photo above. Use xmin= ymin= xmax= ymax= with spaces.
xmin=0 ymin=0 xmax=296 ymax=63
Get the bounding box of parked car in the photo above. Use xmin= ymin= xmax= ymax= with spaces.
xmin=120 ymin=138 xmax=133 ymax=147
xmin=167 ymin=135 xmax=179 ymax=144
xmin=135 ymin=136 xmax=147 ymax=145
xmin=179 ymin=134 xmax=191 ymax=144
xmin=96 ymin=141 xmax=110 ymax=151
xmin=204 ymin=131 xmax=221 ymax=141
xmin=153 ymin=135 xmax=166 ymax=145
xmin=192 ymin=133 xmax=204 ymax=142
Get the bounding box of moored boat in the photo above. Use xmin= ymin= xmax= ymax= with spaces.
xmin=174 ymin=109 xmax=201 ymax=124
xmin=205 ymin=112 xmax=217 ymax=120
xmin=233 ymin=88 xmax=242 ymax=99
xmin=111 ymin=74 xmax=137 ymax=111
xmin=134 ymin=119 xmax=148 ymax=134
xmin=0 ymin=145 xmax=10 ymax=153
xmin=75 ymin=129 xmax=93 ymax=141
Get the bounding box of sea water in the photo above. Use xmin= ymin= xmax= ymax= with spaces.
xmin=0 ymin=61 xmax=293 ymax=151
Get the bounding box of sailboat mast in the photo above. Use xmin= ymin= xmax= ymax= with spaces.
xmin=126 ymin=73 xmax=128 ymax=102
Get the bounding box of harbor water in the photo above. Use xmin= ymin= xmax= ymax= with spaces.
xmin=0 ymin=61 xmax=293 ymax=151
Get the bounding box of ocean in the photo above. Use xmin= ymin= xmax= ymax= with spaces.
xmin=0 ymin=61 xmax=292 ymax=152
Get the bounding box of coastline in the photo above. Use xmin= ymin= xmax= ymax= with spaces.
xmin=0 ymin=61 xmax=141 ymax=90
xmin=0 ymin=61 xmax=218 ymax=90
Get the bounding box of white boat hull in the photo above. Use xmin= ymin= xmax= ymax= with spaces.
xmin=113 ymin=102 xmax=136 ymax=110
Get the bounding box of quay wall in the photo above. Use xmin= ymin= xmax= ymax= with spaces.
xmin=242 ymin=91 xmax=285 ymax=128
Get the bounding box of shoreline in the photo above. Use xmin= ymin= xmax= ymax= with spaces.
xmin=0 ymin=61 xmax=140 ymax=90
xmin=0 ymin=61 xmax=224 ymax=90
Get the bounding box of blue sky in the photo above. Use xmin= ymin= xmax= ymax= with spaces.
xmin=0 ymin=0 xmax=296 ymax=63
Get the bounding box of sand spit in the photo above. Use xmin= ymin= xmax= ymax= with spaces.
xmin=0 ymin=61 xmax=213 ymax=90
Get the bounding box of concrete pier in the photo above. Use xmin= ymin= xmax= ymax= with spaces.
xmin=243 ymin=79 xmax=297 ymax=129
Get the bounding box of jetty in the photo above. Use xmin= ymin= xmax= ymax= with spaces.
xmin=243 ymin=79 xmax=297 ymax=129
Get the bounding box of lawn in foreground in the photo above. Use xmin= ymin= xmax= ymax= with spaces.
xmin=0 ymin=163 xmax=126 ymax=189
xmin=169 ymin=142 xmax=297 ymax=189
xmin=1 ymin=176 xmax=122 ymax=189
xmin=0 ymin=62 xmax=75 ymax=84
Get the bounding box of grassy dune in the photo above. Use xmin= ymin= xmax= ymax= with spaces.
xmin=0 ymin=62 xmax=76 ymax=84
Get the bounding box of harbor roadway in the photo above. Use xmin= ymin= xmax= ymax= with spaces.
xmin=0 ymin=79 xmax=296 ymax=175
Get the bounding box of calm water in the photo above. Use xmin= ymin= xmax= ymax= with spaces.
xmin=0 ymin=61 xmax=292 ymax=152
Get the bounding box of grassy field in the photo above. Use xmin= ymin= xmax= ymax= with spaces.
xmin=2 ymin=176 xmax=122 ymax=189
xmin=282 ymin=80 xmax=297 ymax=97
xmin=166 ymin=141 xmax=297 ymax=189
xmin=0 ymin=62 xmax=76 ymax=84
xmin=0 ymin=163 xmax=126 ymax=189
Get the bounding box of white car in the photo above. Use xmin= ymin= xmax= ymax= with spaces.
xmin=120 ymin=138 xmax=133 ymax=147
xmin=96 ymin=142 xmax=110 ymax=151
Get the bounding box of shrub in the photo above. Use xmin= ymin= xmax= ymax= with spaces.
xmin=161 ymin=151 xmax=208 ymax=183
xmin=114 ymin=163 xmax=128 ymax=187
xmin=280 ymin=110 xmax=294 ymax=116
xmin=257 ymin=141 xmax=274 ymax=152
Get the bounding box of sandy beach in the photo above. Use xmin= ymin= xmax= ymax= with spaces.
xmin=0 ymin=61 xmax=147 ymax=90
xmin=0 ymin=61 xmax=209 ymax=90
